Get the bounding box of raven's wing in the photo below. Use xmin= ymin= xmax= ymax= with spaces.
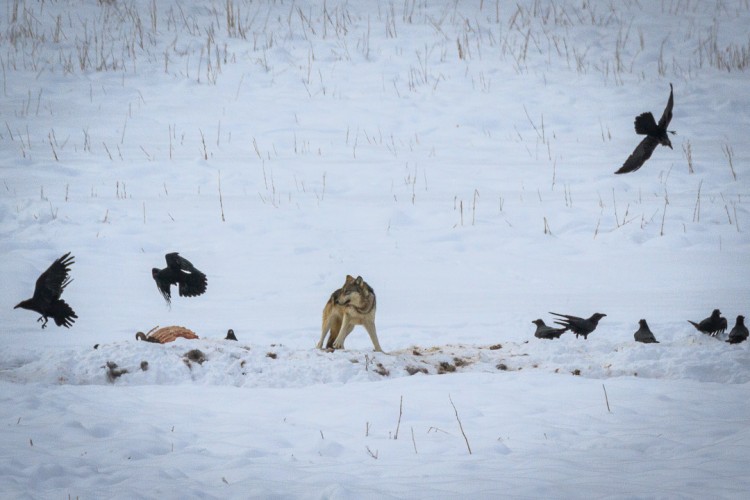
xmin=49 ymin=299 xmax=77 ymax=328
xmin=178 ymin=268 xmax=207 ymax=297
xmin=549 ymin=312 xmax=575 ymax=321
xmin=164 ymin=253 xmax=207 ymax=298
xmin=33 ymin=252 xmax=74 ymax=306
xmin=549 ymin=312 xmax=573 ymax=328
xmin=165 ymin=252 xmax=195 ymax=272
xmin=615 ymin=136 xmax=659 ymax=174
xmin=658 ymin=83 xmax=674 ymax=130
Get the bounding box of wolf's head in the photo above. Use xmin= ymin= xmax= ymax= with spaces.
xmin=336 ymin=275 xmax=375 ymax=311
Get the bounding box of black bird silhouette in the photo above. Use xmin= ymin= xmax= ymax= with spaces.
xmin=633 ymin=319 xmax=659 ymax=344
xmin=225 ymin=329 xmax=238 ymax=341
xmin=532 ymin=319 xmax=566 ymax=339
xmin=549 ymin=312 xmax=607 ymax=340
xmin=14 ymin=252 xmax=77 ymax=328
xmin=615 ymin=83 xmax=674 ymax=174
xmin=688 ymin=309 xmax=727 ymax=337
xmin=152 ymin=252 xmax=207 ymax=306
xmin=726 ymin=315 xmax=748 ymax=345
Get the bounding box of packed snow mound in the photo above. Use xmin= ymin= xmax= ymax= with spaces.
xmin=2 ymin=334 xmax=747 ymax=387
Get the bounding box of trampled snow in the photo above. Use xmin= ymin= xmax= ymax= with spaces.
xmin=1 ymin=0 xmax=749 ymax=498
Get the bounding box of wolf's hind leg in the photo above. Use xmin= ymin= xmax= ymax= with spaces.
xmin=318 ymin=313 xmax=332 ymax=349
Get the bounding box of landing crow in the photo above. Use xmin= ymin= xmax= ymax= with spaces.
xmin=532 ymin=319 xmax=566 ymax=339
xmin=615 ymin=83 xmax=674 ymax=174
xmin=633 ymin=319 xmax=659 ymax=343
xmin=152 ymin=252 xmax=207 ymax=305
xmin=688 ymin=309 xmax=727 ymax=337
xmin=726 ymin=315 xmax=748 ymax=344
xmin=549 ymin=312 xmax=607 ymax=339
xmin=15 ymin=252 xmax=77 ymax=328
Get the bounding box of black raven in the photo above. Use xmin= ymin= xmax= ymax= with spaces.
xmin=726 ymin=315 xmax=748 ymax=344
xmin=633 ymin=319 xmax=659 ymax=344
xmin=615 ymin=83 xmax=674 ymax=174
xmin=549 ymin=312 xmax=606 ymax=339
xmin=225 ymin=329 xmax=238 ymax=341
xmin=152 ymin=252 xmax=207 ymax=305
xmin=688 ymin=309 xmax=727 ymax=337
xmin=15 ymin=252 xmax=77 ymax=328
xmin=532 ymin=319 xmax=566 ymax=339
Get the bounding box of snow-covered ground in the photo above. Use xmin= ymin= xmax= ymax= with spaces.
xmin=1 ymin=0 xmax=749 ymax=497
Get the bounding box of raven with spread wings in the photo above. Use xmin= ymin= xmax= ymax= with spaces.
xmin=15 ymin=252 xmax=77 ymax=328
xmin=152 ymin=252 xmax=207 ymax=305
xmin=615 ymin=84 xmax=675 ymax=174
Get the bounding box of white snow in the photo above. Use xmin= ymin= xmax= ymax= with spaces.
xmin=1 ymin=0 xmax=749 ymax=498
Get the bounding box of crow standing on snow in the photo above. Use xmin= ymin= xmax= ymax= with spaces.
xmin=152 ymin=252 xmax=207 ymax=306
xmin=549 ymin=312 xmax=607 ymax=340
xmin=726 ymin=315 xmax=748 ymax=344
xmin=532 ymin=319 xmax=566 ymax=339
xmin=225 ymin=329 xmax=238 ymax=341
xmin=633 ymin=319 xmax=659 ymax=344
xmin=14 ymin=252 xmax=77 ymax=328
xmin=687 ymin=309 xmax=727 ymax=337
xmin=615 ymin=83 xmax=675 ymax=174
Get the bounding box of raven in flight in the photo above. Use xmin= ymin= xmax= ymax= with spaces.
xmin=15 ymin=252 xmax=77 ymax=328
xmin=615 ymin=83 xmax=674 ymax=174
xmin=152 ymin=253 xmax=207 ymax=305
xmin=549 ymin=312 xmax=607 ymax=339
xmin=688 ymin=309 xmax=727 ymax=337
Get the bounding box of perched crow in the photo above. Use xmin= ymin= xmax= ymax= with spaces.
xmin=688 ymin=309 xmax=727 ymax=337
xmin=615 ymin=83 xmax=674 ymax=174
xmin=532 ymin=319 xmax=566 ymax=339
xmin=152 ymin=252 xmax=207 ymax=305
xmin=549 ymin=312 xmax=607 ymax=339
xmin=15 ymin=252 xmax=77 ymax=328
xmin=726 ymin=315 xmax=748 ymax=345
xmin=225 ymin=329 xmax=238 ymax=341
xmin=633 ymin=319 xmax=659 ymax=344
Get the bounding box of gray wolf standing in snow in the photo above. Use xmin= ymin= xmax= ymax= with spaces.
xmin=317 ymin=275 xmax=383 ymax=352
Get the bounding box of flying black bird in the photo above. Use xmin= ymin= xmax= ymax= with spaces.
xmin=152 ymin=252 xmax=207 ymax=305
xmin=633 ymin=319 xmax=659 ymax=344
xmin=615 ymin=83 xmax=675 ymax=174
xmin=225 ymin=329 xmax=238 ymax=341
xmin=726 ymin=315 xmax=748 ymax=345
xmin=532 ymin=319 xmax=566 ymax=340
xmin=549 ymin=312 xmax=607 ymax=340
xmin=688 ymin=309 xmax=727 ymax=337
xmin=14 ymin=252 xmax=77 ymax=328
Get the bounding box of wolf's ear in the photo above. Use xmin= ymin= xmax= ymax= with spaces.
xmin=345 ymin=275 xmax=355 ymax=283
xmin=355 ymin=276 xmax=363 ymax=285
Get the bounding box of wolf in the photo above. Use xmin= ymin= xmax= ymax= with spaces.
xmin=317 ymin=275 xmax=383 ymax=352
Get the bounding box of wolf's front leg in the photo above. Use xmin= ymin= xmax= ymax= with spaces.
xmin=364 ymin=320 xmax=385 ymax=353
xmin=332 ymin=318 xmax=355 ymax=349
